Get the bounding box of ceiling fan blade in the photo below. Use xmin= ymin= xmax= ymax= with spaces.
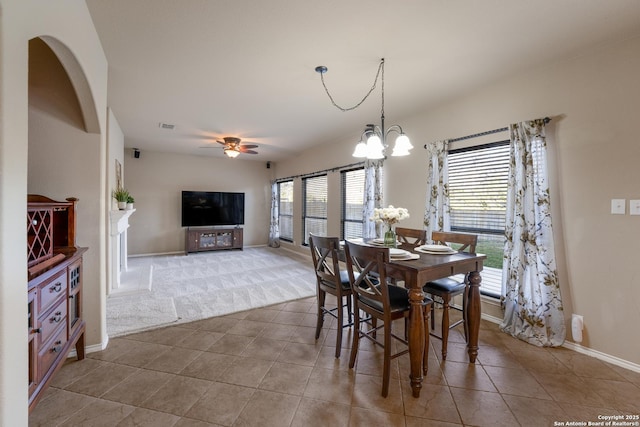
xmin=216 ymin=140 xmax=226 ymax=145
xmin=243 ymin=150 xmax=258 ymax=155
xmin=240 ymin=144 xmax=258 ymax=149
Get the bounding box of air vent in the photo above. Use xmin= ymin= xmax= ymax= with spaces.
xmin=158 ymin=122 xmax=175 ymax=130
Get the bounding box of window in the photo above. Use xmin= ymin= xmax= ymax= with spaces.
xmin=448 ymin=141 xmax=509 ymax=298
xmin=302 ymin=175 xmax=327 ymax=245
xmin=341 ymin=168 xmax=365 ymax=240
xmin=277 ymin=180 xmax=294 ymax=242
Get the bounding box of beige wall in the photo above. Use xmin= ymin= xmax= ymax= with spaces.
xmin=0 ymin=1 xmax=108 ymax=424
xmin=277 ymin=36 xmax=640 ymax=367
xmin=124 ymin=150 xmax=273 ymax=254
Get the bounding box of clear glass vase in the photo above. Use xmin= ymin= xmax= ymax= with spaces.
xmin=384 ymin=226 xmax=397 ymax=248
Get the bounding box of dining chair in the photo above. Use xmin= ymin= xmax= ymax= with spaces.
xmin=309 ymin=234 xmax=353 ymax=358
xmin=424 ymin=230 xmax=478 ymax=360
xmin=395 ymin=227 xmax=427 ymax=246
xmin=344 ymin=240 xmax=432 ymax=397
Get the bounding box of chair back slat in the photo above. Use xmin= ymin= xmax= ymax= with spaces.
xmin=309 ymin=234 xmax=343 ymax=289
xmin=395 ymin=227 xmax=427 ymax=246
xmin=431 ymin=231 xmax=478 ymax=254
xmin=344 ymin=241 xmax=391 ymax=311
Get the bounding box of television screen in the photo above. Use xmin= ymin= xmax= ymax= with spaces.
xmin=181 ymin=191 xmax=245 ymax=227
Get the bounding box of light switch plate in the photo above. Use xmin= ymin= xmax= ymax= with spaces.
xmin=611 ymin=199 xmax=626 ymax=215
xmin=630 ymin=200 xmax=640 ymax=215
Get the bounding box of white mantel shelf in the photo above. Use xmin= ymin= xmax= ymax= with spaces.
xmin=110 ymin=208 xmax=135 ymax=236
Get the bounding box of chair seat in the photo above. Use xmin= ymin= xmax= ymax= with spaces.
xmin=320 ymin=270 xmax=352 ymax=291
xmin=424 ymin=277 xmax=465 ymax=293
xmin=357 ymin=284 xmax=409 ymax=312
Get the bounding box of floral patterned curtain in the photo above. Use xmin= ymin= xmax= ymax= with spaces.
xmin=268 ymin=181 xmax=280 ymax=248
xmin=500 ymin=119 xmax=565 ymax=346
xmin=423 ymin=140 xmax=450 ymax=242
xmin=363 ymin=159 xmax=384 ymax=239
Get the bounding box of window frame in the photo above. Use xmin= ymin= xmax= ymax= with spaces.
xmin=277 ymin=180 xmax=294 ymax=242
xmin=302 ymin=174 xmax=328 ymax=246
xmin=447 ymin=140 xmax=510 ymax=298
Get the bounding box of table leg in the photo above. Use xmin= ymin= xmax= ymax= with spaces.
xmin=408 ymin=286 xmax=425 ymax=397
xmin=466 ymin=271 xmax=482 ymax=363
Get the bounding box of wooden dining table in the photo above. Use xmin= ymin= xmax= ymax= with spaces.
xmin=355 ymin=241 xmax=486 ymax=398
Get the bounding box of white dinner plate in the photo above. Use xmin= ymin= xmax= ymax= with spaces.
xmin=389 ymin=248 xmax=410 ymax=257
xmin=390 ymin=253 xmax=420 ymax=261
xmin=419 ymin=244 xmax=453 ymax=252
xmin=370 ymin=238 xmax=400 ymax=246
xmin=415 ymin=246 xmax=457 ymax=255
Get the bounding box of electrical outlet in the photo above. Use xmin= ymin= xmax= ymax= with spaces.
xmin=630 ymin=200 xmax=640 ymax=215
xmin=611 ymin=199 xmax=625 ymax=215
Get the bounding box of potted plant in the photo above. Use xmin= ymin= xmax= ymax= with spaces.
xmin=126 ymin=195 xmax=135 ymax=210
xmin=112 ymin=187 xmax=129 ymax=210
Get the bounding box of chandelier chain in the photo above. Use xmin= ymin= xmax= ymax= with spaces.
xmin=319 ymin=59 xmax=385 ymax=112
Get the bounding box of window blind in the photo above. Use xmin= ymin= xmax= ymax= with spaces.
xmin=448 ymin=142 xmax=510 ymax=235
xmin=303 ymin=175 xmax=327 ymax=244
xmin=341 ymin=168 xmax=365 ymax=240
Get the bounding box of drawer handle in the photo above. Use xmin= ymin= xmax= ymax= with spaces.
xmin=50 ymin=341 xmax=62 ymax=353
xmin=49 ymin=282 xmax=62 ymax=293
xmin=50 ymin=312 xmax=63 ymax=323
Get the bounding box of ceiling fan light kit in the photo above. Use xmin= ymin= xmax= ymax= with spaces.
xmin=215 ymin=136 xmax=259 ymax=158
xmin=315 ymin=58 xmax=413 ymax=160
xmin=224 ymin=148 xmax=241 ymax=158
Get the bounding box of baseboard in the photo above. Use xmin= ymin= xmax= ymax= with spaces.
xmin=130 ymin=244 xmax=268 ymax=258
xmin=67 ymin=336 xmax=109 ymax=359
xmin=562 ymin=341 xmax=640 ymax=373
xmin=129 ymin=251 xmax=184 ymax=258
xmin=480 ymin=312 xmax=503 ymax=324
xmin=455 ymin=303 xmax=640 ymax=373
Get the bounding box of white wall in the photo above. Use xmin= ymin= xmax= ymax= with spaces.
xmin=0 ymin=1 xmax=108 ymax=424
xmin=277 ymin=36 xmax=640 ymax=367
xmin=124 ymin=150 xmax=273 ymax=254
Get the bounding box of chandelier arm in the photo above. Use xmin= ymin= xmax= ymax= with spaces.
xmin=318 ymin=59 xmax=385 ymax=112
xmin=385 ymin=124 xmax=404 ymax=136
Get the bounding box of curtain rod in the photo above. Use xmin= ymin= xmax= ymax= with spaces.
xmin=274 ymin=161 xmax=365 ymax=183
xmin=423 ymin=117 xmax=550 ymax=148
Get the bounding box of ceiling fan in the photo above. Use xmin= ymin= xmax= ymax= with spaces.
xmin=212 ymin=137 xmax=259 ymax=158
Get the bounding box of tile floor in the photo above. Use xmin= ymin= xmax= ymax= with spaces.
xmin=30 ymin=297 xmax=640 ymax=426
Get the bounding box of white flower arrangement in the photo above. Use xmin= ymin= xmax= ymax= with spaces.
xmin=372 ymin=205 xmax=410 ymax=227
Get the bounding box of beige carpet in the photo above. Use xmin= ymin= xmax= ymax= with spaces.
xmin=107 ymin=246 xmax=316 ymax=337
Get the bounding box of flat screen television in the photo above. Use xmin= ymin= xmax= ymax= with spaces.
xmin=181 ymin=191 xmax=245 ymax=227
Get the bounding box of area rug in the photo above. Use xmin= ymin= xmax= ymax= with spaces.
xmin=107 ymin=246 xmax=316 ymax=337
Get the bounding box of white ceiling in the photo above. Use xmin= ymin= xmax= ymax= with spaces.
xmin=86 ymin=0 xmax=640 ymax=161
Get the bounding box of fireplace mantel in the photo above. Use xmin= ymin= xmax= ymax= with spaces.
xmin=109 ymin=209 xmax=135 ymax=291
xmin=110 ymin=208 xmax=136 ymax=236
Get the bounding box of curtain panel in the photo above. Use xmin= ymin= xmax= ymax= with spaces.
xmin=500 ymin=119 xmax=565 ymax=346
xmin=363 ymin=159 xmax=384 ymax=239
xmin=268 ymin=181 xmax=280 ymax=248
xmin=423 ymin=140 xmax=451 ymax=241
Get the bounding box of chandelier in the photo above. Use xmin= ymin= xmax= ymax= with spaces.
xmin=315 ymin=58 xmax=413 ymax=159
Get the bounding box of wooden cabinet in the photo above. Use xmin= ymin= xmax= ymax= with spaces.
xmin=185 ymin=227 xmax=243 ymax=254
xmin=27 ymin=195 xmax=86 ymax=412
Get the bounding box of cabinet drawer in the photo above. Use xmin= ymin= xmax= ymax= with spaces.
xmin=38 ymin=326 xmax=67 ymax=382
xmin=38 ymin=270 xmax=67 ymax=313
xmin=38 ymin=299 xmax=68 ymax=346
